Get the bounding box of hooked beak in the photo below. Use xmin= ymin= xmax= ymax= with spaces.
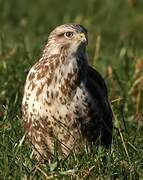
xmin=79 ymin=32 xmax=88 ymax=45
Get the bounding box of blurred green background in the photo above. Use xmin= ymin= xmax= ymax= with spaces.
xmin=0 ymin=0 xmax=143 ymax=179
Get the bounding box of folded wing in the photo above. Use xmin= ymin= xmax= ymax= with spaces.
xmin=86 ymin=66 xmax=113 ymax=148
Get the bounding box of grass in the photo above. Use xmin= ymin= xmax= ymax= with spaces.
xmin=0 ymin=0 xmax=143 ymax=179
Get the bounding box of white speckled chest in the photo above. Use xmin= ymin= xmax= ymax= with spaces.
xmin=22 ymin=53 xmax=94 ymax=158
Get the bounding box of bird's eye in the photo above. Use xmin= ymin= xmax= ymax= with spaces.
xmin=64 ymin=32 xmax=74 ymax=38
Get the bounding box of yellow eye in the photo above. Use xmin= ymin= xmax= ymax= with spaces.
xmin=64 ymin=32 xmax=74 ymax=38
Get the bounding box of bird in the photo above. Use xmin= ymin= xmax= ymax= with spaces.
xmin=21 ymin=24 xmax=113 ymax=161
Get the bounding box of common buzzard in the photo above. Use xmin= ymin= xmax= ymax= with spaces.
xmin=22 ymin=24 xmax=113 ymax=160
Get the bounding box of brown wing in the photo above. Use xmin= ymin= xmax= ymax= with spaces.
xmin=86 ymin=66 xmax=113 ymax=148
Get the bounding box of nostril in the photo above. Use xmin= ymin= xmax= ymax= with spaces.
xmin=80 ymin=34 xmax=84 ymax=38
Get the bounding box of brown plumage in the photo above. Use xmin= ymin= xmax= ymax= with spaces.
xmin=22 ymin=24 xmax=113 ymax=160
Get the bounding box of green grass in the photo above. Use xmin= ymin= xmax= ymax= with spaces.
xmin=0 ymin=0 xmax=143 ymax=179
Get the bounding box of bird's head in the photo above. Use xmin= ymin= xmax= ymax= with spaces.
xmin=47 ymin=24 xmax=88 ymax=56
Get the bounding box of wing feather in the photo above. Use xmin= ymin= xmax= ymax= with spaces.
xmin=86 ymin=66 xmax=113 ymax=147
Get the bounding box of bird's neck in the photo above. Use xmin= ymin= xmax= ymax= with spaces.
xmin=41 ymin=43 xmax=88 ymax=83
xmin=57 ymin=46 xmax=88 ymax=83
xmin=40 ymin=46 xmax=87 ymax=98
